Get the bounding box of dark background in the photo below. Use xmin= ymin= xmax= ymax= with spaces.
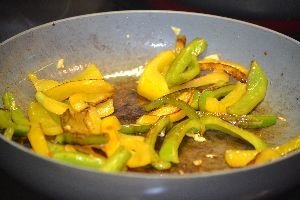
xmin=0 ymin=0 xmax=300 ymax=199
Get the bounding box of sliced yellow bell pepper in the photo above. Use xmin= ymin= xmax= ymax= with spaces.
xmin=225 ymin=136 xmax=300 ymax=167
xmin=225 ymin=150 xmax=259 ymax=168
xmin=119 ymin=134 xmax=152 ymax=168
xmin=27 ymin=122 xmax=49 ymax=156
xmin=137 ymin=50 xmax=176 ymax=100
xmin=205 ymin=82 xmax=247 ymax=113
xmin=28 ymin=101 xmax=63 ymax=136
xmin=45 ymin=79 xmax=114 ymax=101
xmin=221 ymin=82 xmax=246 ymax=107
xmin=28 ymin=73 xmax=60 ymax=92
xmin=101 ymin=115 xmax=122 ymax=157
xmin=68 ymin=64 xmax=103 ymax=81
xmin=101 ymin=116 xmax=152 ymax=168
xmin=84 ymin=107 xmax=102 ymax=134
xmin=169 ymin=71 xmax=229 ymax=93
xmin=69 ymin=92 xmax=113 ymax=112
xmin=35 ymin=92 xmax=69 ymax=115
xmin=96 ymin=98 xmax=114 ymax=118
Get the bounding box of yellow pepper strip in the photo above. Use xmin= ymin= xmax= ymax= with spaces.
xmin=225 ymin=136 xmax=300 ymax=167
xmin=45 ymin=80 xmax=114 ymax=101
xmin=149 ymin=91 xmax=192 ymax=116
xmin=205 ymin=97 xmax=227 ymax=113
xmin=96 ymin=98 xmax=114 ymax=118
xmin=136 ymin=91 xmax=192 ymax=125
xmin=101 ymin=116 xmax=152 ymax=168
xmin=205 ymin=82 xmax=247 ymax=113
xmin=28 ymin=101 xmax=63 ymax=136
xmin=69 ymin=92 xmax=113 ymax=112
xmin=137 ymin=50 xmax=176 ymax=100
xmin=35 ymin=92 xmax=69 ymax=115
xmin=101 ymin=115 xmax=121 ymax=157
xmin=136 ymin=110 xmax=186 ymax=125
xmin=221 ymin=82 xmax=246 ymax=107
xmin=28 ymin=73 xmax=60 ymax=92
xmin=169 ymin=71 xmax=229 ymax=93
xmin=84 ymin=107 xmax=102 ymax=134
xmin=225 ymin=150 xmax=259 ymax=168
xmin=198 ymin=58 xmax=249 ymax=82
xmin=68 ymin=64 xmax=103 ymax=81
xmin=27 ymin=122 xmax=49 ymax=156
xmin=119 ymin=134 xmax=152 ymax=168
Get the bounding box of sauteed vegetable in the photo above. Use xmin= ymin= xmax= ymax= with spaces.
xmin=1 ymin=35 xmax=299 ymax=174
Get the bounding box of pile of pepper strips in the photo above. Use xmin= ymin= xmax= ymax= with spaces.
xmin=0 ymin=36 xmax=299 ymax=173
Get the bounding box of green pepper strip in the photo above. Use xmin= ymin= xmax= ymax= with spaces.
xmin=52 ymin=151 xmax=106 ymax=169
xmin=119 ymin=124 xmax=152 ymax=135
xmin=198 ymin=84 xmax=236 ymax=111
xmin=159 ymin=116 xmax=268 ymax=163
xmin=228 ymin=60 xmax=268 ymax=115
xmin=197 ymin=111 xmax=277 ymax=129
xmin=3 ymin=127 xmax=14 ymax=140
xmin=100 ymin=146 xmax=131 ymax=173
xmin=144 ymin=96 xmax=199 ymax=120
xmin=159 ymin=119 xmax=202 ymax=163
xmin=2 ymin=92 xmax=30 ymax=136
xmin=144 ymin=116 xmax=172 ymax=170
xmin=189 ymin=90 xmax=201 ymax=110
xmin=0 ymin=109 xmax=28 ymax=136
xmin=55 ymin=133 xmax=109 ymax=145
xmin=165 ymin=38 xmax=207 ymax=87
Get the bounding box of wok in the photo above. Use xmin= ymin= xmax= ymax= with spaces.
xmin=0 ymin=11 xmax=299 ymax=200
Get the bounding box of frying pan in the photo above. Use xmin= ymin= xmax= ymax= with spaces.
xmin=0 ymin=11 xmax=299 ymax=200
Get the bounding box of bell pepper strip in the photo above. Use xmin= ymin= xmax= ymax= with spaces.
xmin=28 ymin=101 xmax=63 ymax=135
xmin=169 ymin=71 xmax=230 ymax=93
xmin=100 ymin=146 xmax=131 ymax=173
xmin=35 ymin=91 xmax=69 ymax=115
xmin=197 ymin=112 xmax=277 ymax=129
xmin=119 ymin=124 xmax=152 ymax=135
xmin=144 ymin=90 xmax=193 ymax=113
xmin=137 ymin=50 xmax=176 ymax=100
xmin=145 ymin=116 xmax=172 ymax=170
xmin=198 ymin=84 xmax=235 ymax=111
xmin=175 ymin=34 xmax=186 ymax=55
xmin=68 ymin=64 xmax=103 ymax=81
xmin=198 ymin=58 xmax=249 ymax=82
xmin=205 ymin=82 xmax=247 ymax=113
xmin=0 ymin=109 xmax=28 ymax=136
xmin=52 ymin=151 xmax=106 ymax=170
xmin=45 ymin=79 xmax=114 ymax=101
xmin=95 ymin=98 xmax=114 ymax=118
xmin=3 ymin=127 xmax=14 ymax=140
xmin=190 ymin=90 xmax=201 ymax=110
xmin=54 ymin=133 xmax=108 ymax=145
xmin=226 ymin=136 xmax=300 ymax=167
xmin=27 ymin=122 xmax=49 ymax=156
xmin=200 ymin=116 xmax=268 ymax=150
xmin=160 ymin=116 xmax=267 ymax=163
xmin=145 ymin=116 xmax=171 ymax=149
xmin=165 ymin=38 xmax=207 ymax=87
xmin=69 ymin=92 xmax=113 ymax=112
xmin=118 ymin=133 xmax=152 ymax=168
xmin=3 ymin=92 xmax=29 ymax=126
xmin=227 ymin=61 xmax=268 ymax=115
xmin=225 ymin=150 xmax=259 ymax=168
xmin=84 ymin=107 xmax=102 ymax=134
xmin=28 ymin=73 xmax=60 ymax=92
xmin=136 ymin=110 xmax=187 ymax=125
xmin=159 ymin=119 xmax=202 ymax=163
xmin=145 ymin=96 xmax=199 ymax=120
